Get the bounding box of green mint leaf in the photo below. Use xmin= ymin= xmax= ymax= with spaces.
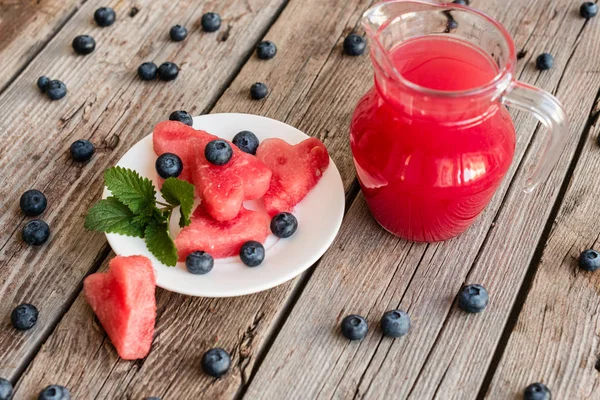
xmin=84 ymin=197 xmax=144 ymax=238
xmin=160 ymin=178 xmax=195 ymax=227
xmin=145 ymin=222 xmax=178 ymax=267
xmin=104 ymin=167 xmax=156 ymax=214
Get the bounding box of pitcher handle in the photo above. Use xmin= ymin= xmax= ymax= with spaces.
xmin=502 ymin=81 xmax=569 ymax=193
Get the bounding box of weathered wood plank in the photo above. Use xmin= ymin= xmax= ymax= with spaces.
xmin=14 ymin=0 xmax=378 ymax=398
xmin=0 ymin=0 xmax=86 ymax=92
xmin=0 ymin=0 xmax=288 ymax=383
xmin=242 ymin=0 xmax=600 ymax=398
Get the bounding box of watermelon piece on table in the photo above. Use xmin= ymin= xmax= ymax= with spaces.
xmin=256 ymin=137 xmax=329 ymax=216
xmin=175 ymin=205 xmax=270 ymax=261
xmin=83 ymin=255 xmax=156 ymax=360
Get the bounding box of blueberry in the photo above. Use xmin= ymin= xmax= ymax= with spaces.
xmin=11 ymin=303 xmax=38 ymax=331
xmin=157 ymin=62 xmax=179 ymax=81
xmin=341 ymin=314 xmax=368 ymax=340
xmin=201 ymin=12 xmax=221 ymax=32
xmin=256 ymin=41 xmax=277 ymax=60
xmin=20 ymin=189 xmax=47 ymax=217
xmin=270 ymin=212 xmax=298 ymax=238
xmin=22 ymin=220 xmax=50 ymax=246
xmin=185 ymin=251 xmax=214 ymax=275
xmin=72 ymin=35 xmax=96 ymax=55
xmin=205 ymin=140 xmax=233 ymax=165
xmin=240 ymin=241 xmax=265 ymax=267
xmin=380 ymin=310 xmax=411 ymax=338
xmin=169 ymin=25 xmax=188 ymax=42
xmin=250 ymin=82 xmax=268 ymax=100
xmin=343 ymin=34 xmax=366 ymax=56
xmin=457 ymin=284 xmax=489 ymax=313
xmin=579 ymin=249 xmax=600 ymax=271
xmin=144 ymin=398 xmax=161 ymax=400
xmin=580 ymin=2 xmax=598 ymax=19
xmin=94 ymin=7 xmax=116 ymax=27
xmin=37 ymin=76 xmax=50 ymax=92
xmin=232 ymin=130 xmax=259 ymax=154
xmin=155 ymin=153 xmax=183 ymax=179
xmin=0 ymin=378 xmax=13 ymax=400
xmin=523 ymin=382 xmax=551 ymax=400
xmin=201 ymin=348 xmax=231 ymax=377
xmin=169 ymin=110 xmax=193 ymax=126
xmin=45 ymin=80 xmax=67 ymax=101
xmin=38 ymin=385 xmax=70 ymax=400
xmin=70 ymin=139 xmax=95 ymax=162
xmin=138 ymin=62 xmax=158 ymax=81
xmin=535 ymin=53 xmax=554 ymax=71
xmin=453 ymin=0 xmax=469 ymax=4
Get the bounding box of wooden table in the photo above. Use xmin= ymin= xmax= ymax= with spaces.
xmin=1 ymin=0 xmax=599 ymax=398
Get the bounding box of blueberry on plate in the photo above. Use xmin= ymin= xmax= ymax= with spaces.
xmin=169 ymin=110 xmax=193 ymax=126
xmin=94 ymin=7 xmax=116 ymax=27
xmin=158 ymin=62 xmax=179 ymax=81
xmin=155 ymin=153 xmax=183 ymax=179
xmin=341 ymin=314 xmax=368 ymax=341
xmin=270 ymin=212 xmax=298 ymax=238
xmin=72 ymin=35 xmax=96 ymax=55
xmin=201 ymin=12 xmax=221 ymax=32
xmin=535 ymin=53 xmax=554 ymax=71
xmin=453 ymin=0 xmax=469 ymax=4
xmin=343 ymin=34 xmax=366 ymax=56
xmin=169 ymin=25 xmax=188 ymax=42
xmin=0 ymin=378 xmax=13 ymax=400
xmin=70 ymin=139 xmax=95 ymax=162
xmin=457 ymin=284 xmax=489 ymax=313
xmin=579 ymin=249 xmax=600 ymax=271
xmin=11 ymin=303 xmax=38 ymax=331
xmin=201 ymin=348 xmax=231 ymax=377
xmin=45 ymin=80 xmax=67 ymax=101
xmin=186 ymin=251 xmax=214 ymax=275
xmin=232 ymin=130 xmax=259 ymax=155
xmin=138 ymin=62 xmax=158 ymax=81
xmin=256 ymin=40 xmax=277 ymax=60
xmin=250 ymin=82 xmax=268 ymax=100
xmin=37 ymin=76 xmax=50 ymax=92
xmin=380 ymin=309 xmax=411 ymax=338
xmin=22 ymin=220 xmax=50 ymax=246
xmin=523 ymin=382 xmax=551 ymax=400
xmin=205 ymin=139 xmax=233 ymax=165
xmin=240 ymin=241 xmax=265 ymax=267
xmin=38 ymin=385 xmax=70 ymax=400
xmin=20 ymin=189 xmax=47 ymax=217
xmin=580 ymin=2 xmax=598 ymax=19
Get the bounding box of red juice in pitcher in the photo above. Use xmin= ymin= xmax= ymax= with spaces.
xmin=350 ymin=36 xmax=516 ymax=241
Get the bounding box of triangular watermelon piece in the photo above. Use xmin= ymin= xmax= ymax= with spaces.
xmin=83 ymin=255 xmax=156 ymax=360
xmin=175 ymin=205 xmax=270 ymax=261
xmin=256 ymin=138 xmax=329 ymax=216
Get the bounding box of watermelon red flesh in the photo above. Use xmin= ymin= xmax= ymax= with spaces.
xmin=83 ymin=255 xmax=156 ymax=360
xmin=256 ymin=137 xmax=329 ymax=216
xmin=175 ymin=205 xmax=270 ymax=261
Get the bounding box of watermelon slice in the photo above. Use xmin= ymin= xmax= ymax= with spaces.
xmin=175 ymin=205 xmax=270 ymax=261
xmin=256 ymin=138 xmax=329 ymax=216
xmin=83 ymin=255 xmax=156 ymax=360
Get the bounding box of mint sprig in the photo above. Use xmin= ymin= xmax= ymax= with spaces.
xmin=85 ymin=167 xmax=195 ymax=266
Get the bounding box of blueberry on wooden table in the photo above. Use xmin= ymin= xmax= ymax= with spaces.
xmin=201 ymin=348 xmax=231 ymax=377
xmin=256 ymin=40 xmax=277 ymax=60
xmin=270 ymin=212 xmax=298 ymax=238
xmin=45 ymin=80 xmax=67 ymax=100
xmin=169 ymin=24 xmax=188 ymax=42
xmin=580 ymin=2 xmax=598 ymax=19
xmin=11 ymin=303 xmax=38 ymax=330
xmin=201 ymin=12 xmax=221 ymax=32
xmin=138 ymin=62 xmax=158 ymax=80
xmin=0 ymin=378 xmax=13 ymax=400
xmin=37 ymin=76 xmax=50 ymax=92
xmin=144 ymin=398 xmax=161 ymax=400
xmin=579 ymin=249 xmax=600 ymax=271
xmin=535 ymin=53 xmax=554 ymax=71
xmin=523 ymin=382 xmax=551 ymax=400
xmin=22 ymin=220 xmax=50 ymax=245
xmin=38 ymin=385 xmax=70 ymax=400
xmin=70 ymin=139 xmax=95 ymax=162
xmin=205 ymin=139 xmax=233 ymax=165
xmin=157 ymin=62 xmax=179 ymax=81
xmin=341 ymin=314 xmax=368 ymax=340
xmin=185 ymin=251 xmax=214 ymax=275
xmin=72 ymin=35 xmax=96 ymax=55
xmin=380 ymin=310 xmax=411 ymax=338
xmin=94 ymin=7 xmax=116 ymax=27
xmin=250 ymin=82 xmax=268 ymax=100
xmin=169 ymin=110 xmax=193 ymax=126
xmin=232 ymin=130 xmax=259 ymax=154
xmin=20 ymin=189 xmax=47 ymax=216
xmin=155 ymin=153 xmax=183 ymax=179
xmin=457 ymin=284 xmax=489 ymax=313
xmin=343 ymin=34 xmax=366 ymax=56
xmin=240 ymin=241 xmax=265 ymax=267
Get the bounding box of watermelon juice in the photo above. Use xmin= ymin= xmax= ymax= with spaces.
xmin=350 ymin=36 xmax=516 ymax=242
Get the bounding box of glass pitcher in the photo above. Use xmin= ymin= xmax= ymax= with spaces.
xmin=350 ymin=0 xmax=568 ymax=242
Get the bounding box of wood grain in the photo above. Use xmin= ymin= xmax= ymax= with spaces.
xmin=0 ymin=0 xmax=86 ymax=92
xmin=0 ymin=0 xmax=287 ymax=383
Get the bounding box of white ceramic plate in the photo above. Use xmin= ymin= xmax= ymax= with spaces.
xmin=104 ymin=113 xmax=345 ymax=297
